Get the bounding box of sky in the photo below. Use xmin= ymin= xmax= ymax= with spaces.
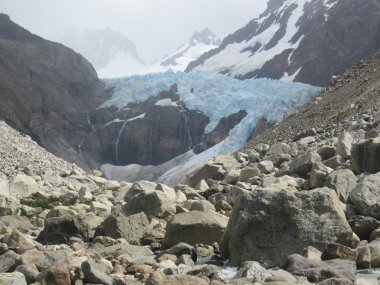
xmin=0 ymin=0 xmax=268 ymax=62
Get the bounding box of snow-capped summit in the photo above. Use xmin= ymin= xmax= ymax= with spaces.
xmin=54 ymin=28 xmax=147 ymax=78
xmin=186 ymin=0 xmax=380 ymax=86
xmin=188 ymin=27 xmax=221 ymax=46
xmin=158 ymin=28 xmax=221 ymax=72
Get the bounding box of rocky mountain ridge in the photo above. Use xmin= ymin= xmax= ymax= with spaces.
xmin=0 ymin=13 xmax=108 ymax=170
xmin=187 ymin=0 xmax=380 ymax=86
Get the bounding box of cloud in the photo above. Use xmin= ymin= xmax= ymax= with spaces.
xmin=0 ymin=0 xmax=268 ymax=61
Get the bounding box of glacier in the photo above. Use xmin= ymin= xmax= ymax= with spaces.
xmin=101 ymin=71 xmax=322 ymax=184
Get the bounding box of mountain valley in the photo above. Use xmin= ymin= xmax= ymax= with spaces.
xmin=1 ymin=1 xmax=380 ymax=284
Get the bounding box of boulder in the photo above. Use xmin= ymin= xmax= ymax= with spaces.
xmin=321 ymin=243 xmax=356 ymax=261
xmin=19 ymin=248 xmax=72 ymax=269
xmin=348 ymin=215 xmax=380 ymax=240
xmin=356 ymin=244 xmax=371 ymax=269
xmin=0 ymin=250 xmax=19 ymax=272
xmin=351 ymin=137 xmax=380 ymax=174
xmin=95 ymin=208 xmax=150 ymax=244
xmin=309 ymin=163 xmax=333 ymax=189
xmin=284 ymin=254 xmax=355 ymax=283
xmin=38 ymin=263 xmax=71 ymax=285
xmin=4 ymin=229 xmax=36 ymax=251
xmin=146 ymin=272 xmax=209 ymax=285
xmin=221 ymin=188 xmax=353 ymax=266
xmin=81 ymin=259 xmax=113 ymax=285
xmin=234 ymin=261 xmax=269 ymax=281
xmin=0 ymin=176 xmax=10 ymax=198
xmin=184 ymin=200 xmax=215 ymax=212
xmin=37 ymin=215 xmax=89 ymax=244
xmin=336 ymin=132 xmax=353 ymax=158
xmin=349 ymin=173 xmax=380 ymax=219
xmin=288 ymin=152 xmax=321 ymax=176
xmin=264 ymin=142 xmax=292 ymax=166
xmin=0 ymin=272 xmax=27 ymax=285
xmin=238 ymin=166 xmax=260 ymax=182
xmin=187 ymin=163 xmax=225 ymax=188
xmin=15 ymin=265 xmax=39 ymax=284
xmin=162 ymin=211 xmax=228 ymax=248
xmin=317 ymin=145 xmax=336 ymax=161
xmin=325 ymin=169 xmax=358 ymax=202
xmin=9 ymin=174 xmax=38 ymax=198
xmin=369 ymin=239 xmax=380 ymax=267
xmin=323 ymin=155 xmax=344 ymax=169
xmin=124 ymin=184 xmax=176 ymax=218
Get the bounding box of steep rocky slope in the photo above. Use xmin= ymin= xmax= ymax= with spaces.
xmin=247 ymin=49 xmax=380 ymax=147
xmin=0 ymin=14 xmax=107 ymax=169
xmin=187 ymin=0 xmax=380 ymax=86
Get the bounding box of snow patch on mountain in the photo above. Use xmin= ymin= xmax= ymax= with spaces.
xmin=193 ymin=0 xmax=307 ymax=77
xmin=100 ymin=71 xmax=322 ymax=184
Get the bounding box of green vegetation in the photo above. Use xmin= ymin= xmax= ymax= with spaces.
xmin=20 ymin=192 xmax=59 ymax=210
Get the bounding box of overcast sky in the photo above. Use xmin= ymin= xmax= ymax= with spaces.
xmin=0 ymin=0 xmax=268 ymax=62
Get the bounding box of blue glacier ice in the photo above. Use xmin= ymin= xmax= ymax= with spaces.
xmin=101 ymin=71 xmax=323 ymax=184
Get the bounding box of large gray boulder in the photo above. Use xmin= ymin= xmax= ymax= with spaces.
xmin=264 ymin=142 xmax=292 ymax=166
xmin=336 ymin=132 xmax=353 ymax=159
xmin=351 ymin=137 xmax=380 ymax=174
xmin=349 ymin=173 xmax=380 ymax=219
xmin=221 ymin=188 xmax=353 ymax=267
xmin=124 ymin=184 xmax=176 ymax=218
xmin=95 ymin=207 xmax=150 ymax=244
xmin=82 ymin=259 xmax=112 ymax=285
xmin=288 ymin=152 xmax=321 ymax=176
xmin=0 ymin=250 xmax=19 ymax=273
xmin=162 ymin=210 xmax=228 ymax=248
xmin=0 ymin=272 xmax=27 ymax=285
xmin=325 ymin=169 xmax=358 ymax=202
xmin=9 ymin=174 xmax=38 ymax=198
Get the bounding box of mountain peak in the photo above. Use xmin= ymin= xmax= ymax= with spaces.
xmin=189 ymin=27 xmax=221 ymax=46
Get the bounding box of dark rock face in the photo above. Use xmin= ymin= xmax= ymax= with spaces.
xmin=0 ymin=14 xmax=107 ymax=168
xmin=79 ymin=84 xmax=249 ymax=168
xmin=80 ymin=85 xmax=210 ymax=167
xmin=187 ymin=0 xmax=380 ymax=86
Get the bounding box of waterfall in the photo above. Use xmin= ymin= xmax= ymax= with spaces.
xmin=115 ymin=120 xmax=128 ymax=164
xmin=78 ymin=138 xmax=85 ymax=155
xmin=182 ymin=110 xmax=193 ymax=151
xmin=87 ymin=115 xmax=96 ymax=132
